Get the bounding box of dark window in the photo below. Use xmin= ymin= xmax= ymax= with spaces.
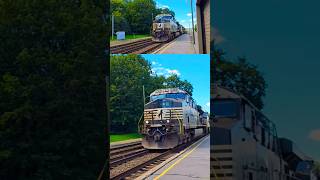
xmin=166 ymin=93 xmax=186 ymax=99
xmin=150 ymin=94 xmax=165 ymax=101
xmin=248 ymin=172 xmax=253 ymax=180
xmin=261 ymin=127 xmax=265 ymax=146
xmin=154 ymin=15 xmax=172 ymax=23
xmin=251 ymin=111 xmax=256 ymax=132
xmin=212 ymin=100 xmax=239 ymax=117
xmin=211 ymin=127 xmax=231 ymax=145
xmin=145 ymin=99 xmax=182 ymax=109
xmin=272 ymin=136 xmax=277 ymax=152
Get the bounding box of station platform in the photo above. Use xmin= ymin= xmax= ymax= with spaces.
xmin=154 ymin=34 xmax=198 ymax=54
xmin=142 ymin=135 xmax=210 ymax=180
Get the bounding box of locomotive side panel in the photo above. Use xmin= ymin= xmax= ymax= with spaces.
xmin=211 ymin=86 xmax=284 ymax=180
xmin=230 ymin=102 xmax=282 ymax=180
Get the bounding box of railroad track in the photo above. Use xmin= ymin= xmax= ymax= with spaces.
xmin=110 ymin=141 xmax=143 ymax=155
xmin=109 ymin=134 xmax=207 ymax=180
xmin=110 ymin=34 xmax=183 ymax=54
xmin=110 ymin=142 xmax=149 ymax=168
xmin=110 ymin=38 xmax=165 ymax=54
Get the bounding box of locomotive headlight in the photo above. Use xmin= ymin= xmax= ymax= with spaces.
xmin=146 ymin=120 xmax=149 ymax=124
xmin=166 ymin=120 xmax=170 ymax=123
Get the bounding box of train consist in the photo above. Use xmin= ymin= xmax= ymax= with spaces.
xmin=211 ymin=85 xmax=318 ymax=180
xmin=151 ymin=14 xmax=185 ymax=42
xmin=138 ymin=88 xmax=209 ymax=149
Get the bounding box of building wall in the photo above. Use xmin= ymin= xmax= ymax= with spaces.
xmin=203 ymin=0 xmax=210 ymax=54
xmin=196 ymin=0 xmax=210 ymax=54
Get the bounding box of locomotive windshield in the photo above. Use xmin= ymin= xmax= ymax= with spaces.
xmin=145 ymin=99 xmax=182 ymax=109
xmin=154 ymin=15 xmax=172 ymax=23
xmin=150 ymin=93 xmax=186 ymax=101
xmin=212 ymin=99 xmax=239 ymax=117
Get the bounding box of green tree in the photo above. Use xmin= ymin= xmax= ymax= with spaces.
xmin=155 ymin=7 xmax=175 ymax=17
xmin=110 ymin=55 xmax=153 ymax=133
xmin=110 ymin=0 xmax=178 ymax=35
xmin=0 ymin=0 xmax=106 ymax=179
xmin=110 ymin=55 xmax=194 ymax=133
xmin=126 ymin=0 xmax=157 ymax=34
xmin=111 ymin=0 xmax=131 ymax=33
xmin=164 ymin=74 xmax=193 ymax=96
xmin=212 ymin=48 xmax=267 ymax=110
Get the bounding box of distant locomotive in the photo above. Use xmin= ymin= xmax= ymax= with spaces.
xmin=151 ymin=14 xmax=183 ymax=42
xmin=211 ymin=85 xmax=318 ymax=180
xmin=139 ymin=88 xmax=208 ymax=149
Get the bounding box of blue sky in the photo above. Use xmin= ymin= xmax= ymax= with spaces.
xmin=155 ymin=0 xmax=196 ymax=28
xmin=141 ymin=54 xmax=210 ymax=112
xmin=214 ymin=0 xmax=320 ymax=161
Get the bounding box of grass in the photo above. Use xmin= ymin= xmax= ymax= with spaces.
xmin=110 ymin=133 xmax=142 ymax=143
xmin=110 ymin=34 xmax=150 ymax=41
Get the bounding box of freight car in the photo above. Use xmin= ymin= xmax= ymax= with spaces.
xmin=139 ymin=88 xmax=208 ymax=149
xmin=211 ymin=85 xmax=318 ymax=180
xmin=151 ymin=14 xmax=180 ymax=42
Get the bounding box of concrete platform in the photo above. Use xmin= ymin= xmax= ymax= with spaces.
xmin=154 ymin=34 xmax=197 ymax=54
xmin=142 ymin=135 xmax=210 ymax=180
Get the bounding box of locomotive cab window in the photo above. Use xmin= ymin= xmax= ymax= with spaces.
xmin=166 ymin=93 xmax=186 ymax=100
xmin=145 ymin=99 xmax=182 ymax=109
xmin=150 ymin=94 xmax=165 ymax=101
xmin=154 ymin=15 xmax=172 ymax=23
xmin=212 ymin=99 xmax=239 ymax=118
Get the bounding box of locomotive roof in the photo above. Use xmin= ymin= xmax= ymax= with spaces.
xmin=279 ymin=138 xmax=308 ymax=161
xmin=213 ymin=85 xmax=260 ymax=112
xmin=213 ymin=85 xmax=276 ymax=129
xmin=212 ymin=85 xmax=242 ymax=99
xmin=150 ymin=88 xmax=188 ymax=96
xmin=155 ymin=14 xmax=173 ymax=17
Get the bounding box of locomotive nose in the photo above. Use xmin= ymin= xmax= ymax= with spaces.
xmin=154 ymin=132 xmax=162 ymax=142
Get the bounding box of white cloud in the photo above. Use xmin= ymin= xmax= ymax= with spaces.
xmin=212 ymin=27 xmax=225 ymax=44
xmin=187 ymin=13 xmax=192 ymax=16
xmin=167 ymin=69 xmax=180 ymax=76
xmin=162 ymin=5 xmax=170 ymax=9
xmin=181 ymin=20 xmax=186 ymax=23
xmin=151 ymin=61 xmax=162 ymax=66
xmin=206 ymin=102 xmax=210 ymax=107
xmin=156 ymin=1 xmax=170 ymax=9
xmin=150 ymin=60 xmax=180 ymax=77
xmin=309 ymin=129 xmax=320 ymax=141
xmin=151 ymin=67 xmax=181 ymax=77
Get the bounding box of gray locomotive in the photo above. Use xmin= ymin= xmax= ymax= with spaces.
xmin=138 ymin=88 xmax=209 ymax=149
xmin=211 ymin=85 xmax=318 ymax=180
xmin=151 ymin=14 xmax=184 ymax=42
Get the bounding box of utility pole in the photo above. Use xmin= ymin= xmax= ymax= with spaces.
xmin=112 ymin=14 xmax=114 ymax=40
xmin=190 ymin=0 xmax=195 ymax=44
xmin=142 ymin=85 xmax=145 ymax=106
